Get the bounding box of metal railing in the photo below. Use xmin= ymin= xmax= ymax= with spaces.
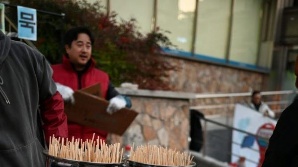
xmin=190 ymin=89 xmax=297 ymax=118
xmin=189 ymin=89 xmax=297 ymax=165
xmin=200 ymin=116 xmax=259 ymax=165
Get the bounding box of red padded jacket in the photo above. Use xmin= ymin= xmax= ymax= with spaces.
xmin=52 ymin=56 xmax=109 ymax=141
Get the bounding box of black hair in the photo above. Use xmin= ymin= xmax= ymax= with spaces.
xmin=251 ymin=90 xmax=261 ymax=97
xmin=63 ymin=26 xmax=95 ymax=47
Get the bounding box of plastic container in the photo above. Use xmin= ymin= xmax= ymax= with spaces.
xmin=123 ymin=145 xmax=131 ymax=160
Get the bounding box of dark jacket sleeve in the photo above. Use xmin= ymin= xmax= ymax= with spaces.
xmin=37 ymin=55 xmax=68 ymax=144
xmin=106 ymin=82 xmax=119 ymax=100
xmin=262 ymin=99 xmax=298 ymax=167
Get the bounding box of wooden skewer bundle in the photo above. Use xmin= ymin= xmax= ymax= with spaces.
xmin=129 ymin=144 xmax=194 ymax=166
xmin=48 ymin=135 xmax=123 ymax=164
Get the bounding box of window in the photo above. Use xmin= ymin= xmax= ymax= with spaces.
xmin=229 ymin=0 xmax=263 ymax=65
xmin=89 ymin=0 xmax=108 ymax=13
xmin=157 ymin=0 xmax=195 ymax=53
xmin=110 ymin=0 xmax=154 ymax=34
xmin=195 ymin=0 xmax=232 ymax=60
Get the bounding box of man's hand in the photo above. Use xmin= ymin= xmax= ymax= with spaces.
xmin=107 ymin=95 xmax=126 ymax=114
xmin=56 ymin=83 xmax=75 ymax=104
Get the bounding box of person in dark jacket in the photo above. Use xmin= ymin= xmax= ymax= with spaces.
xmin=52 ymin=26 xmax=132 ymax=142
xmin=0 ymin=31 xmax=68 ymax=166
xmin=262 ymin=56 xmax=298 ymax=167
xmin=189 ymin=109 xmax=204 ymax=152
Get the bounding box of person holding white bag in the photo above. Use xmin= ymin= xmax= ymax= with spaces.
xmin=52 ymin=26 xmax=131 ymax=142
xmin=248 ymin=90 xmax=275 ymax=119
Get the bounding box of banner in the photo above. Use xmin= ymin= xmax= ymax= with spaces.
xmin=0 ymin=3 xmax=4 ymax=33
xmin=231 ymin=104 xmax=277 ymax=167
xmin=17 ymin=6 xmax=37 ymax=41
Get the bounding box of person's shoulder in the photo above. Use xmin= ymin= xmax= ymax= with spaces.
xmin=279 ymin=98 xmax=298 ymax=117
xmin=11 ymin=41 xmax=45 ymax=59
xmin=93 ymin=68 xmax=109 ymax=77
xmin=261 ymin=101 xmax=270 ymax=107
xmin=16 ymin=41 xmax=45 ymax=56
xmin=10 ymin=40 xmax=30 ymax=51
xmin=11 ymin=40 xmax=32 ymax=49
xmin=245 ymin=102 xmax=254 ymax=109
xmin=291 ymin=97 xmax=298 ymax=107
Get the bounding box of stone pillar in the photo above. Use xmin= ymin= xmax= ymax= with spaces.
xmin=109 ymin=89 xmax=195 ymax=152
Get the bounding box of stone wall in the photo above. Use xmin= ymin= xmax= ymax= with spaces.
xmin=166 ymin=55 xmax=272 ymax=115
xmin=109 ymin=89 xmax=195 ymax=152
xmin=109 ymin=55 xmax=268 ymax=152
xmin=166 ymin=56 xmax=266 ymax=93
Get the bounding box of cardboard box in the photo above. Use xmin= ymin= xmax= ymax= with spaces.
xmin=64 ymin=84 xmax=138 ymax=136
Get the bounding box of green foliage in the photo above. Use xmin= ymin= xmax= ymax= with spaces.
xmin=6 ymin=0 xmax=178 ymax=90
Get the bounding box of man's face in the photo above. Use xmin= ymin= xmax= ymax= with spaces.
xmin=65 ymin=33 xmax=92 ymax=71
xmin=252 ymin=93 xmax=262 ymax=105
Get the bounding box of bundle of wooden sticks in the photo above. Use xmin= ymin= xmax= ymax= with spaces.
xmin=129 ymin=144 xmax=194 ymax=166
xmin=48 ymin=135 xmax=123 ymax=163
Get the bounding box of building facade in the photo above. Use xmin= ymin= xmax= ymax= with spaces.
xmin=89 ymin=0 xmax=297 ymax=94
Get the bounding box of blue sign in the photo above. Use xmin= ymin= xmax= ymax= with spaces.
xmin=17 ymin=6 xmax=37 ymax=41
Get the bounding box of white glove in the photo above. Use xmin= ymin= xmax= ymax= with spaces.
xmin=56 ymin=83 xmax=75 ymax=104
xmin=107 ymin=95 xmax=126 ymax=114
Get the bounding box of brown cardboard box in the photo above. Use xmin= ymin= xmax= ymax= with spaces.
xmin=64 ymin=84 xmax=138 ymax=136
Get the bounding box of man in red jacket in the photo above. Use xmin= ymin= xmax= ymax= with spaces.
xmin=52 ymin=26 xmax=131 ymax=142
